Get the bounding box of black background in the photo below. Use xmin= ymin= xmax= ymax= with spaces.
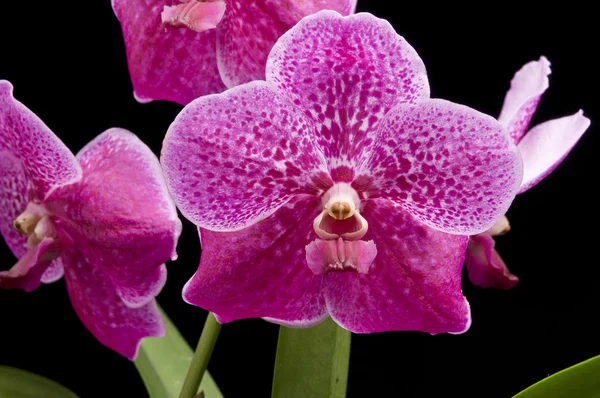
xmin=1 ymin=2 xmax=598 ymax=397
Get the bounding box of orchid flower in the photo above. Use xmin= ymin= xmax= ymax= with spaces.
xmin=0 ymin=81 xmax=182 ymax=359
xmin=465 ymin=57 xmax=590 ymax=290
xmin=111 ymin=0 xmax=357 ymax=105
xmin=161 ymin=11 xmax=523 ymax=334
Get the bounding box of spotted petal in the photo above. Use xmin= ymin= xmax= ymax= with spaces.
xmin=267 ymin=11 xmax=429 ymax=175
xmin=0 ymin=151 xmax=29 ymax=258
xmin=323 ymin=199 xmax=471 ymax=334
xmin=111 ymin=0 xmax=226 ymax=105
xmin=0 ymin=80 xmax=81 ymax=199
xmin=355 ymin=99 xmax=522 ymax=235
xmin=162 ymin=81 xmax=331 ymax=231
xmin=217 ymin=0 xmax=357 ymax=88
xmin=46 ymin=128 xmax=181 ymax=308
xmin=62 ymin=251 xmax=165 ymax=360
xmin=518 ymin=110 xmax=590 ymax=193
xmin=182 ymin=197 xmax=327 ymax=327
xmin=497 ymin=57 xmax=551 ymax=144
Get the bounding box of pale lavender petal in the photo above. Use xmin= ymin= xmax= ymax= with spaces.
xmin=62 ymin=251 xmax=165 ymax=360
xmin=267 ymin=11 xmax=429 ymax=176
xmin=0 ymin=238 xmax=53 ymax=292
xmin=465 ymin=233 xmax=518 ymax=290
xmin=183 ymin=197 xmax=327 ymax=327
xmin=497 ymin=56 xmax=551 ymax=144
xmin=518 ymin=110 xmax=590 ymax=193
xmin=0 ymin=81 xmax=81 ymax=199
xmin=355 ymin=99 xmax=522 ymax=235
xmin=324 ymin=199 xmax=471 ymax=334
xmin=162 ymin=81 xmax=331 ymax=231
xmin=46 ymin=128 xmax=181 ymax=308
xmin=111 ymin=0 xmax=226 ymax=105
xmin=40 ymin=259 xmax=64 ymax=284
xmin=217 ymin=1 xmax=356 ymax=88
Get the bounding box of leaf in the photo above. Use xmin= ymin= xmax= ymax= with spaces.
xmin=271 ymin=317 xmax=351 ymax=398
xmin=514 ymin=354 xmax=600 ymax=398
xmin=134 ymin=306 xmax=223 ymax=398
xmin=0 ymin=365 xmax=79 ymax=398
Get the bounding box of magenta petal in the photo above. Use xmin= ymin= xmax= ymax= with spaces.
xmin=162 ymin=81 xmax=331 ymax=231
xmin=267 ymin=11 xmax=429 ymax=170
xmin=216 ymin=1 xmax=356 ymax=88
xmin=111 ymin=0 xmax=226 ymax=105
xmin=498 ymin=57 xmax=551 ymax=144
xmin=0 ymin=238 xmax=54 ymax=292
xmin=465 ymin=233 xmax=518 ymax=290
xmin=62 ymin=252 xmax=165 ymax=360
xmin=0 ymin=80 xmax=81 ymax=199
xmin=0 ymin=151 xmax=29 ymax=258
xmin=323 ymin=199 xmax=471 ymax=334
xmin=518 ymin=110 xmax=590 ymax=193
xmin=183 ymin=197 xmax=327 ymax=327
xmin=357 ymin=98 xmax=522 ymax=235
xmin=46 ymin=128 xmax=181 ymax=308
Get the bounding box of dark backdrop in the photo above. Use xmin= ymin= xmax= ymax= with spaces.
xmin=1 ymin=2 xmax=597 ymax=397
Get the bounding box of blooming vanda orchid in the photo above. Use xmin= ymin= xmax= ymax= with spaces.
xmin=465 ymin=57 xmax=590 ymax=290
xmin=111 ymin=0 xmax=357 ymax=105
xmin=0 ymin=81 xmax=182 ymax=359
xmin=161 ymin=11 xmax=523 ymax=334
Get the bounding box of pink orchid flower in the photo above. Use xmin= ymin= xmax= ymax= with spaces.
xmin=0 ymin=81 xmax=182 ymax=359
xmin=111 ymin=0 xmax=357 ymax=105
xmin=161 ymin=11 xmax=523 ymax=334
xmin=465 ymin=57 xmax=590 ymax=290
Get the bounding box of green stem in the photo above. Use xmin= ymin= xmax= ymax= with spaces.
xmin=271 ymin=317 xmax=351 ymax=398
xmin=178 ymin=312 xmax=222 ymax=398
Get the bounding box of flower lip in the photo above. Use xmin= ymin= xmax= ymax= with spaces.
xmin=314 ymin=183 xmax=368 ymax=240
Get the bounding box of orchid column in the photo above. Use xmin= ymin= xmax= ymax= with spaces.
xmin=161 ymin=11 xmax=523 ymax=395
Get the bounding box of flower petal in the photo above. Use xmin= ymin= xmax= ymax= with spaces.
xmin=465 ymin=233 xmax=518 ymax=290
xmin=216 ymin=0 xmax=356 ymax=88
xmin=111 ymin=0 xmax=226 ymax=105
xmin=323 ymin=199 xmax=471 ymax=334
xmin=0 ymin=150 xmax=29 ymax=258
xmin=40 ymin=259 xmax=64 ymax=284
xmin=182 ymin=196 xmax=327 ymax=327
xmin=46 ymin=128 xmax=181 ymax=308
xmin=0 ymin=80 xmax=81 ymax=199
xmin=267 ymin=11 xmax=429 ymax=174
xmin=0 ymin=237 xmax=54 ymax=292
xmin=162 ymin=81 xmax=331 ymax=231
xmin=518 ymin=110 xmax=590 ymax=193
xmin=497 ymin=56 xmax=551 ymax=144
xmin=355 ymin=98 xmax=523 ymax=235
xmin=62 ymin=251 xmax=165 ymax=360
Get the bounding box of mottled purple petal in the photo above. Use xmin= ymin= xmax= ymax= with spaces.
xmin=62 ymin=251 xmax=165 ymax=360
xmin=355 ymin=99 xmax=522 ymax=235
xmin=0 ymin=80 xmax=81 ymax=199
xmin=465 ymin=233 xmax=518 ymax=290
xmin=324 ymin=199 xmax=471 ymax=334
xmin=216 ymin=1 xmax=356 ymax=88
xmin=518 ymin=110 xmax=590 ymax=193
xmin=183 ymin=197 xmax=327 ymax=327
xmin=267 ymin=11 xmax=429 ymax=175
xmin=162 ymin=81 xmax=331 ymax=231
xmin=111 ymin=0 xmax=226 ymax=105
xmin=497 ymin=56 xmax=551 ymax=144
xmin=0 ymin=150 xmax=29 ymax=258
xmin=46 ymin=128 xmax=181 ymax=308
xmin=0 ymin=238 xmax=53 ymax=292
